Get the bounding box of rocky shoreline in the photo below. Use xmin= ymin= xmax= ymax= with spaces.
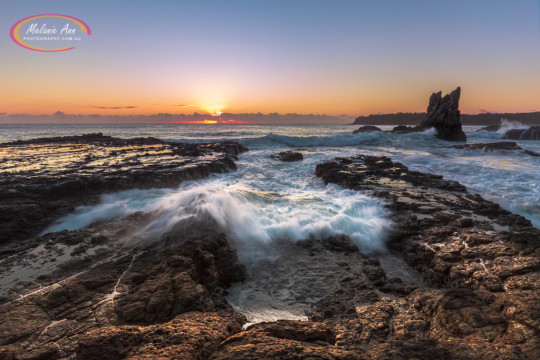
xmin=0 ymin=133 xmax=247 ymax=245
xmin=0 ymin=134 xmax=538 ymax=359
xmin=314 ymin=155 xmax=539 ymax=359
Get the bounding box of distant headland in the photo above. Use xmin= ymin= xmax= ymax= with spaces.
xmin=351 ymin=111 xmax=540 ymax=126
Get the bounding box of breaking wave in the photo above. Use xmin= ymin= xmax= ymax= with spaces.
xmin=43 ymin=181 xmax=392 ymax=263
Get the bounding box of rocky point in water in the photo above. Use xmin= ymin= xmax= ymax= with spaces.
xmin=389 ymin=124 xmax=423 ymax=134
xmin=270 ymin=151 xmax=304 ymax=162
xmin=476 ymin=124 xmax=501 ymax=132
xmin=353 ymin=88 xmax=468 ymax=141
xmin=352 ymin=125 xmax=382 ymax=134
xmin=503 ymin=126 xmax=540 ymax=140
xmin=0 ymin=133 xmax=248 ymax=245
xmin=420 ymin=87 xmax=467 ymax=141
xmin=444 ymin=141 xmax=540 ymax=156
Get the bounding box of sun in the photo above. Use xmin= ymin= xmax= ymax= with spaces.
xmin=201 ymin=105 xmax=224 ymax=116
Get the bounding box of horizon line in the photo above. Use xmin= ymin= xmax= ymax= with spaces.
xmin=2 ymin=110 xmax=540 ymax=118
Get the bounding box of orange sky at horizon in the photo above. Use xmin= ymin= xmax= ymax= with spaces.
xmin=4 ymin=74 xmax=540 ymax=117
xmin=2 ymin=85 xmax=539 ymax=117
xmin=2 ymin=58 xmax=539 ymax=117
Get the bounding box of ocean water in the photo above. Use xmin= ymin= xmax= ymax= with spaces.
xmin=2 ymin=121 xmax=539 ymax=322
xmin=2 ymin=122 xmax=539 ymax=239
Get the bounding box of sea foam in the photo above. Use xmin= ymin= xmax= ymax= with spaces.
xmin=43 ymin=180 xmax=392 ymax=263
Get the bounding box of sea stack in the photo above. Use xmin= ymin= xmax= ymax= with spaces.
xmin=420 ymin=87 xmax=467 ymax=142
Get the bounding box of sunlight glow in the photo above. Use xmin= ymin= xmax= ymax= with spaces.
xmin=170 ymin=118 xmax=250 ymax=125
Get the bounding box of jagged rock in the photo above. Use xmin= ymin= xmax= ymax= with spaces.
xmin=352 ymin=125 xmax=382 ymax=134
xmin=420 ymin=87 xmax=467 ymax=142
xmin=270 ymin=151 xmax=303 ymax=162
xmin=503 ymin=126 xmax=540 ymax=140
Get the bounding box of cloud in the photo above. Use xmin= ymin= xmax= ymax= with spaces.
xmin=93 ymin=106 xmax=138 ymax=110
xmin=0 ymin=112 xmax=6 ymax=116
xmin=479 ymin=109 xmax=489 ymax=114
xmin=175 ymin=104 xmax=196 ymax=107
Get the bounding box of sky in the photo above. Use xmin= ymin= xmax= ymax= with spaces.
xmin=1 ymin=0 xmax=540 ymax=123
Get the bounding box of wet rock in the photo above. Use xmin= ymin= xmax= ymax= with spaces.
xmin=476 ymin=124 xmax=501 ymax=132
xmin=445 ymin=141 xmax=521 ymax=151
xmin=270 ymin=151 xmax=303 ymax=162
xmin=524 ymin=149 xmax=540 ymax=157
xmin=503 ymin=126 xmax=540 ymax=140
xmin=115 ymin=234 xmax=246 ymax=324
xmin=315 ymin=155 xmax=467 ymax=193
xmin=444 ymin=141 xmax=540 ymax=156
xmin=78 ymin=311 xmax=244 ymax=360
xmin=420 ymin=87 xmax=467 ymax=142
xmin=0 ymin=233 xmax=246 ymax=359
xmin=326 ymin=287 xmax=536 ymax=359
xmin=211 ymin=320 xmax=359 ymax=359
xmin=321 ymin=234 xmax=358 ymax=253
xmin=352 ymin=125 xmax=382 ymax=134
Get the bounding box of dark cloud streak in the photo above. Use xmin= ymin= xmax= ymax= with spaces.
xmin=92 ymin=106 xmax=138 ymax=110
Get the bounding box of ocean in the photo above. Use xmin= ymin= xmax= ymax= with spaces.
xmin=2 ymin=122 xmax=539 ymax=235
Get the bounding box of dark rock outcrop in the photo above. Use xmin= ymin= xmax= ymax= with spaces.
xmin=0 ymin=132 xmax=165 ymax=147
xmin=446 ymin=141 xmax=521 ymax=151
xmin=503 ymin=126 xmax=540 ymax=140
xmin=270 ymin=151 xmax=303 ymax=162
xmin=390 ymin=125 xmax=423 ymax=133
xmin=352 ymin=125 xmax=382 ymax=134
xmin=420 ymin=87 xmax=467 ymax=141
xmin=445 ymin=141 xmax=540 ymax=156
xmin=476 ymin=124 xmax=501 ymax=132
xmin=114 ymin=234 xmax=246 ymax=324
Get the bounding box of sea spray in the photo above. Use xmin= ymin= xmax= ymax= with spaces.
xmin=42 ymin=180 xmax=392 ymax=262
xmin=496 ymin=119 xmax=528 ymax=134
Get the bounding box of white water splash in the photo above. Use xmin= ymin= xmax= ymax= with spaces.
xmin=44 ymin=181 xmax=391 ymax=263
xmin=496 ymin=119 xmax=528 ymax=134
